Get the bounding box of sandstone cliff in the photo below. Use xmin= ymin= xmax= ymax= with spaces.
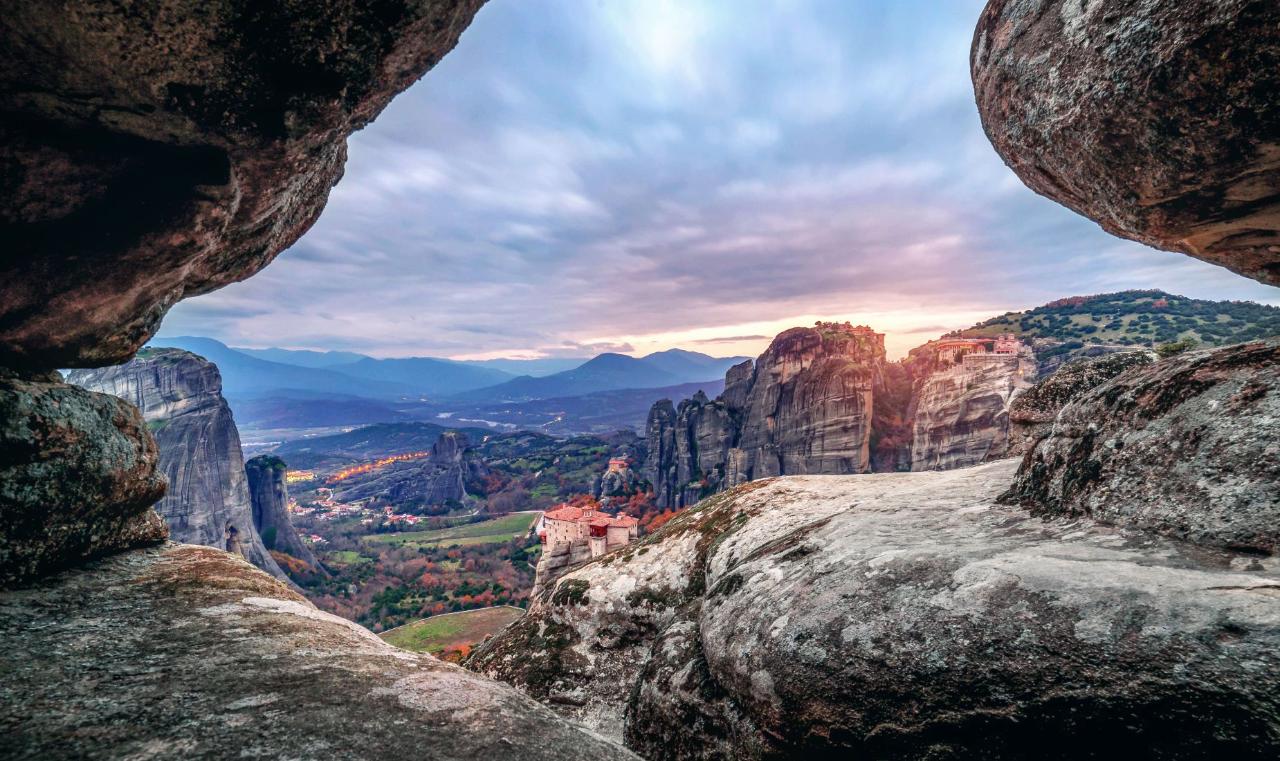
xmin=244 ymin=455 xmax=321 ymax=570
xmin=909 ymin=349 xmax=1036 ymax=470
xmin=643 ymin=326 xmax=1049 ymax=506
xmin=69 ymin=350 xmax=285 ymax=579
xmin=643 ymin=324 xmax=886 ymax=508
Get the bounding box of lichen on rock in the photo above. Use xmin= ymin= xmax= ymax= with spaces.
xmin=1004 ymin=339 xmax=1280 ymax=553
xmin=0 ymin=370 xmax=167 ymax=587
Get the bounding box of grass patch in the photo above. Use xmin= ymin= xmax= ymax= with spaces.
xmin=380 ymin=606 xmax=525 ymax=655
xmin=364 ymin=512 xmax=538 ymax=549
xmin=326 ymin=550 xmax=372 ymax=565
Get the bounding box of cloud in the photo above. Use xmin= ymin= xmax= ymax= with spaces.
xmin=160 ymin=0 xmax=1280 ymax=360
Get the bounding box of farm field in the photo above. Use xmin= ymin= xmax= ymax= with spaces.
xmin=363 ymin=512 xmax=539 ymax=549
xmin=380 ymin=606 xmax=525 ymax=660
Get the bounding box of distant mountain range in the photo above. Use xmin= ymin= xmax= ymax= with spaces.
xmin=150 ymin=336 xmax=745 ymax=404
xmin=450 ymin=350 xmax=745 ymax=402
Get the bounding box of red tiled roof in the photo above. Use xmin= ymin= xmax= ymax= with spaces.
xmin=544 ymin=505 xmax=586 ymax=521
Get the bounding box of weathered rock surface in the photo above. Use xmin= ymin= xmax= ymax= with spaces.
xmin=972 ymin=0 xmax=1280 ymax=285
xmin=0 ymin=371 xmax=167 ymax=587
xmin=1005 ymin=339 xmax=1280 ymax=553
xmin=0 ymin=542 xmax=635 ymax=760
xmin=1007 ymin=350 xmax=1154 ymax=456
xmin=472 ymin=461 xmax=1280 ymax=758
xmin=245 ymin=454 xmax=320 ymax=569
xmin=69 ymin=349 xmax=284 ymax=578
xmin=0 ymin=0 xmax=486 ymax=370
xmin=643 ymin=324 xmax=886 ymax=508
xmin=910 ymin=349 xmax=1036 ymax=470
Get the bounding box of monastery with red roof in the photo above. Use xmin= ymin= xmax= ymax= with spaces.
xmin=537 ymin=503 xmax=639 ymax=559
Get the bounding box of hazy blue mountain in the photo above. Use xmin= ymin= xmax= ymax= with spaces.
xmin=640 ymin=348 xmax=750 ymax=381
xmin=454 ymin=353 xmax=684 ymax=401
xmin=326 ymin=356 xmax=514 ymax=396
xmin=232 ymin=346 xmax=370 ymax=368
xmin=149 ymin=337 xmax=416 ymax=399
xmin=458 ymin=357 xmax=589 ymax=377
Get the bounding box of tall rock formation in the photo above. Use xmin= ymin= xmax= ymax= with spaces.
xmin=643 ymin=325 xmax=1050 ymax=507
xmin=642 ymin=324 xmax=885 ymax=508
xmin=69 ymin=350 xmax=285 ymax=579
xmin=244 ymin=455 xmax=320 ymax=570
xmin=909 ymin=349 xmax=1037 ymax=471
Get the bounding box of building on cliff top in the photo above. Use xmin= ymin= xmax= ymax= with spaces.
xmin=537 ymin=504 xmax=639 ymax=559
xmin=606 ymin=457 xmax=631 ymax=473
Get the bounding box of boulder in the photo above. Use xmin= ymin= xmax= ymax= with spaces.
xmin=0 ymin=371 xmax=166 ymax=587
xmin=1007 ymin=350 xmax=1154 ymax=456
xmin=1004 ymin=339 xmax=1280 ymax=553
xmin=0 ymin=542 xmax=635 ymax=759
xmin=972 ymin=0 xmax=1280 ymax=286
xmin=472 ymin=462 xmax=1280 ymax=758
xmin=0 ymin=0 xmax=486 ymax=370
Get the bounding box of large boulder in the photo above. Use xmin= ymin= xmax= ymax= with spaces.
xmin=1007 ymin=350 xmax=1154 ymax=456
xmin=0 ymin=0 xmax=486 ymax=370
xmin=0 ymin=371 xmax=166 ymax=587
xmin=0 ymin=542 xmax=635 ymax=759
xmin=972 ymin=0 xmax=1280 ymax=286
xmin=1004 ymin=339 xmax=1280 ymax=553
xmin=471 ymin=461 xmax=1280 ymax=758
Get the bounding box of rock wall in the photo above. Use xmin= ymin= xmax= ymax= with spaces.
xmin=972 ymin=0 xmax=1280 ymax=286
xmin=244 ymin=454 xmax=320 ymax=569
xmin=69 ymin=350 xmax=284 ymax=579
xmin=1004 ymin=339 xmax=1280 ymax=553
xmin=643 ymin=324 xmax=886 ymax=508
xmin=473 ymin=460 xmax=1280 ymax=758
xmin=909 ymin=350 xmax=1036 ymax=470
xmin=643 ymin=327 xmax=1049 ymax=506
xmin=335 ymin=431 xmax=479 ymax=512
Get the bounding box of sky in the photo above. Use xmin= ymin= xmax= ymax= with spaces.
xmin=159 ymin=0 xmax=1279 ymax=361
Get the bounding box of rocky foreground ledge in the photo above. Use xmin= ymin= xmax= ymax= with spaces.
xmin=0 ymin=543 xmax=634 ymax=760
xmin=471 ymin=460 xmax=1280 ymax=759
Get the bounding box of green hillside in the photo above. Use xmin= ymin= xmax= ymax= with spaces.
xmin=955 ymin=291 xmax=1279 ymax=358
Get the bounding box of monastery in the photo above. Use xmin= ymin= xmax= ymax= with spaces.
xmin=537 ymin=504 xmax=639 ymax=559
xmin=931 ymin=333 xmax=1024 ymax=365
